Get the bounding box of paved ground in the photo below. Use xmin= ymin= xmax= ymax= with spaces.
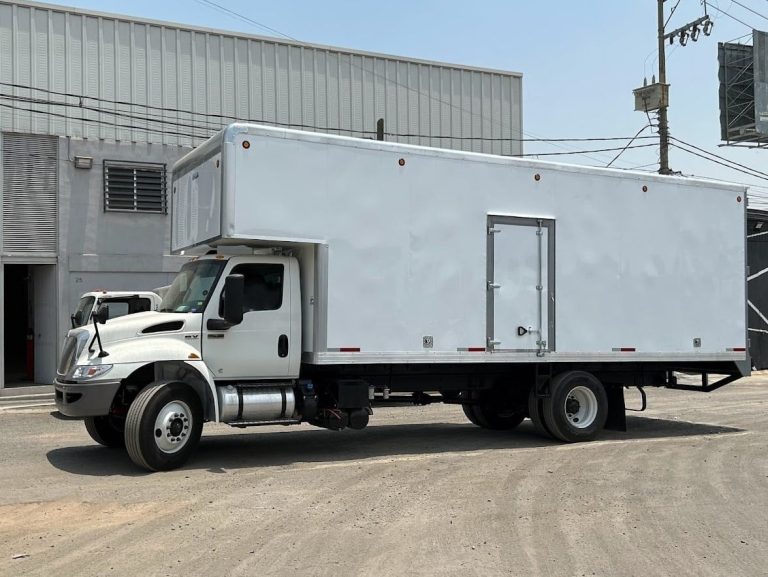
xmin=0 ymin=377 xmax=767 ymax=577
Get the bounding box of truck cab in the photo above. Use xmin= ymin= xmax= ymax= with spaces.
xmin=54 ymin=253 xmax=308 ymax=471
xmin=158 ymin=254 xmax=301 ymax=378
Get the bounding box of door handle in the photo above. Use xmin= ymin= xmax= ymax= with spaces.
xmin=278 ymin=334 xmax=289 ymax=358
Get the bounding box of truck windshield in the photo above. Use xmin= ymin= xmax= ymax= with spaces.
xmin=159 ymin=260 xmax=226 ymax=313
xmin=72 ymin=296 xmax=96 ymax=327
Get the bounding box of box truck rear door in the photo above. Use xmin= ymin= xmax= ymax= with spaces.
xmin=488 ymin=217 xmax=554 ymax=354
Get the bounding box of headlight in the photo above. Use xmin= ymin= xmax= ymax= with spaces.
xmin=72 ymin=364 xmax=114 ymax=379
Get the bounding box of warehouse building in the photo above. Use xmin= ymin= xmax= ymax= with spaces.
xmin=0 ymin=0 xmax=523 ymax=387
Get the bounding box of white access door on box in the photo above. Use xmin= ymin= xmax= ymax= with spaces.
xmin=488 ymin=216 xmax=555 ymax=353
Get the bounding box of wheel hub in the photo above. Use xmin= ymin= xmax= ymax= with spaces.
xmin=153 ymin=401 xmax=192 ymax=453
xmin=563 ymin=385 xmax=598 ymax=429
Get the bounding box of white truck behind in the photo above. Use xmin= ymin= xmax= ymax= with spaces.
xmin=54 ymin=124 xmax=749 ymax=471
xmin=70 ymin=290 xmax=162 ymax=329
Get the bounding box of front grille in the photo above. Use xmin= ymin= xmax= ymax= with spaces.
xmin=58 ymin=336 xmax=78 ymax=376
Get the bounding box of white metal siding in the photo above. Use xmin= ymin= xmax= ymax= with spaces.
xmin=1 ymin=131 xmax=57 ymax=253
xmin=0 ymin=1 xmax=522 ymax=154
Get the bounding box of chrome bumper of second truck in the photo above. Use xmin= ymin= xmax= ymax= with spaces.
xmin=54 ymin=379 xmax=121 ymax=418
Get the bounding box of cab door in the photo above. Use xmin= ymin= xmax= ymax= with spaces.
xmin=203 ymin=259 xmax=292 ymax=379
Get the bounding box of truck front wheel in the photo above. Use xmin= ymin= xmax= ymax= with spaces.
xmin=542 ymin=371 xmax=608 ymax=442
xmin=125 ymin=382 xmax=203 ymax=471
xmin=84 ymin=415 xmax=125 ymax=448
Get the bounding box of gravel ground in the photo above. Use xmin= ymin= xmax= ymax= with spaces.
xmin=0 ymin=376 xmax=766 ymax=577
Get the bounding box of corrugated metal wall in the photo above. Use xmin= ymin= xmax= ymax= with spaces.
xmin=0 ymin=1 xmax=522 ymax=155
xmin=1 ymin=132 xmax=57 ymax=253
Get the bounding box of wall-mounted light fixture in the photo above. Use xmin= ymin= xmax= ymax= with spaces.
xmin=74 ymin=156 xmax=93 ymax=169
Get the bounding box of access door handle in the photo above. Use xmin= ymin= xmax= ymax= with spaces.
xmin=278 ymin=334 xmax=289 ymax=358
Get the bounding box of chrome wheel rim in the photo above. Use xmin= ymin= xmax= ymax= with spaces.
xmin=153 ymin=400 xmax=192 ymax=453
xmin=564 ymin=386 xmax=598 ymax=429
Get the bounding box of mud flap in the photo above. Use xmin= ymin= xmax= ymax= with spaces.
xmin=604 ymin=385 xmax=627 ymax=432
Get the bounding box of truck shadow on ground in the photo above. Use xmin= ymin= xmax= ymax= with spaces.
xmin=46 ymin=415 xmax=743 ymax=477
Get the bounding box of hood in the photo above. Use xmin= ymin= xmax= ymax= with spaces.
xmin=80 ymin=311 xmax=199 ymax=345
xmin=61 ymin=310 xmax=206 ymax=377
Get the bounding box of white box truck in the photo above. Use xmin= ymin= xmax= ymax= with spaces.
xmin=54 ymin=124 xmax=750 ymax=471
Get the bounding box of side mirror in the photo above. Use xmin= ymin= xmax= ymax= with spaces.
xmin=222 ymin=274 xmax=244 ymax=326
xmin=93 ymin=304 xmax=110 ymax=325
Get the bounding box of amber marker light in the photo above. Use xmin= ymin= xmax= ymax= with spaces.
xmin=242 ymin=140 xmax=251 ymax=149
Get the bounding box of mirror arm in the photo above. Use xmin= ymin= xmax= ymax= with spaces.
xmin=91 ymin=310 xmax=109 ymax=358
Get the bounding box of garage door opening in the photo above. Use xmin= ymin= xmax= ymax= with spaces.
xmin=3 ymin=265 xmax=32 ymax=385
xmin=2 ymin=263 xmax=57 ymax=387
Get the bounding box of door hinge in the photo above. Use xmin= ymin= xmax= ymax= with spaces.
xmin=488 ymin=227 xmax=500 ymax=235
xmin=488 ymin=282 xmax=501 ymax=290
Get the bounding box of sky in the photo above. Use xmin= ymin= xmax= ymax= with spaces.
xmin=43 ymin=0 xmax=768 ymax=202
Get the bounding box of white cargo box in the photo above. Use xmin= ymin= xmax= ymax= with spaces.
xmin=172 ymin=124 xmax=748 ymax=366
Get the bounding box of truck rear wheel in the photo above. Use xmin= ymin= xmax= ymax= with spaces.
xmin=84 ymin=415 xmax=125 ymax=448
xmin=125 ymin=382 xmax=203 ymax=471
xmin=542 ymin=371 xmax=608 ymax=442
xmin=462 ymin=404 xmax=525 ymax=430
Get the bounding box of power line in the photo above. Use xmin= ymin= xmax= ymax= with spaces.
xmin=186 ymin=0 xmax=641 ymax=165
xmin=0 ymin=99 xmax=662 ymax=161
xmin=730 ymin=0 xmax=768 ymax=22
xmin=0 ymin=83 xmax=659 ymax=144
xmin=670 ymin=142 xmax=768 ymax=182
xmin=0 ymin=101 xmax=209 ymax=142
xmin=665 ymin=0 xmax=684 ymax=27
xmin=192 ymin=0 xmax=294 ymax=40
xmin=724 ymin=31 xmax=753 ymax=43
xmin=670 ymin=136 xmax=768 ymax=179
xmin=189 ymin=0 xmax=525 ymax=145
xmin=605 ymin=124 xmax=652 ymax=168
xmin=518 ymin=143 xmax=658 ymax=158
xmin=708 ymin=2 xmax=755 ymax=29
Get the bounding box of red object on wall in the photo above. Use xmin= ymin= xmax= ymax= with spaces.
xmin=26 ymin=330 xmax=34 ymax=382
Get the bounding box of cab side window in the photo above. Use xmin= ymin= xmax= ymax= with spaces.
xmin=230 ymin=264 xmax=284 ymax=313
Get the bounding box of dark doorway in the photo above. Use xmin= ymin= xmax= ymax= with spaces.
xmin=3 ymin=264 xmax=32 ymax=384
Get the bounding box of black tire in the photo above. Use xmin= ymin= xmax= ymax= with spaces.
xmin=527 ymin=387 xmax=555 ymax=439
xmin=542 ymin=371 xmax=608 ymax=443
xmin=462 ymin=403 xmax=525 ymax=430
xmin=462 ymin=403 xmax=482 ymax=426
xmin=84 ymin=415 xmax=125 ymax=448
xmin=125 ymin=382 xmax=203 ymax=472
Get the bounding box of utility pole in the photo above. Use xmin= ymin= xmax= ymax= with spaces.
xmin=657 ymin=0 xmax=671 ymax=175
xmin=634 ymin=3 xmax=712 ymax=175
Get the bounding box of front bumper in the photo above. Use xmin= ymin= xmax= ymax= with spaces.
xmin=54 ymin=379 xmax=122 ymax=418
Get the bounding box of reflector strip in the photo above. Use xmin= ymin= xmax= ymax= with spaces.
xmin=328 ymin=347 xmax=361 ymax=353
xmin=727 ymin=347 xmax=747 ymax=352
xmin=457 ymin=347 xmax=486 ymax=352
xmin=612 ymin=347 xmax=636 ymax=352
